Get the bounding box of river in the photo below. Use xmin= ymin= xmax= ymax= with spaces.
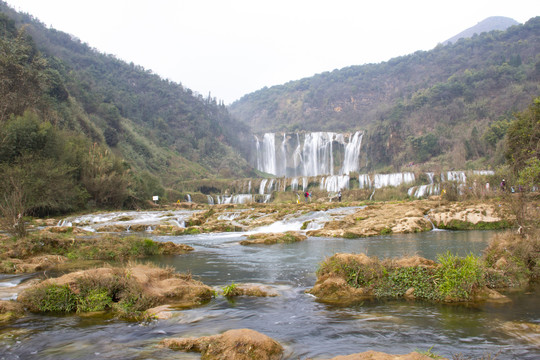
xmin=1 ymin=226 xmax=539 ymax=359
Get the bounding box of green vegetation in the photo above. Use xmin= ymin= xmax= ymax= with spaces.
xmin=0 ymin=233 xmax=179 ymax=273
xmin=0 ymin=3 xmax=256 ymax=237
xmin=316 ymin=233 xmax=538 ymax=302
xmin=436 ymin=219 xmax=512 ymax=230
xmin=415 ymin=346 xmax=444 ymax=359
xmin=221 ymin=282 xmax=238 ymax=297
xmin=19 ymin=268 xmax=156 ymax=319
xmin=436 ymin=252 xmax=485 ymax=300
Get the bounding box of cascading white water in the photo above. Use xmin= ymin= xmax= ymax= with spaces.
xmin=358 ymin=174 xmax=372 ymax=189
xmin=259 ymin=179 xmax=268 ymax=195
xmin=217 ymin=194 xmax=253 ymax=204
xmin=280 ymin=134 xmax=287 ymax=177
xmin=291 ymin=178 xmax=299 ymax=191
xmin=254 ymin=133 xmax=277 ymax=175
xmin=293 ymin=134 xmax=302 ymax=178
xmin=408 ymin=184 xmax=440 ymax=198
xmin=320 ymin=175 xmax=350 ymax=192
xmin=253 ymin=131 xmax=364 ymax=178
xmin=302 ymin=132 xmax=336 ymax=177
xmin=373 ymin=172 xmax=415 ymax=189
xmin=443 ymin=171 xmax=466 ymax=183
xmin=340 ymin=131 xmax=363 ymax=175
xmin=267 ymin=179 xmax=275 ymax=193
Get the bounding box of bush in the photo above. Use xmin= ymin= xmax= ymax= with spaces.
xmin=20 ymin=267 xmax=158 ymax=318
xmin=436 ymin=252 xmax=485 ymax=300
xmin=23 ymin=284 xmax=77 ymax=312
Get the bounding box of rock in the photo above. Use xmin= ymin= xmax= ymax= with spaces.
xmin=322 ymin=350 xmax=445 ymax=360
xmin=240 ymin=231 xmax=307 ymax=245
xmin=145 ymin=305 xmax=175 ymax=320
xmin=404 ymin=288 xmax=415 ymax=299
xmin=499 ymin=321 xmax=540 ymax=346
xmin=9 ymin=255 xmax=68 ymax=273
xmin=221 ymin=283 xmax=279 ymax=297
xmin=159 ymin=241 xmax=194 ymax=255
xmin=0 ymin=300 xmax=25 ymax=323
xmin=160 ymin=328 xmax=284 ymax=360
xmin=18 ymin=264 xmax=213 ymax=311
xmin=472 ymin=287 xmax=511 ymax=303
xmin=95 ymin=224 xmax=128 ymax=232
xmin=306 ymin=275 xmax=372 ymax=303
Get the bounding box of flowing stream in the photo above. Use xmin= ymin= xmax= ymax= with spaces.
xmin=1 ymin=227 xmax=539 ymax=359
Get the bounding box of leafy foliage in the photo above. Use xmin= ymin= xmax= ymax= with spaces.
xmin=0 ymin=3 xmax=255 ymax=223
xmin=505 ymin=97 xmax=540 ymax=186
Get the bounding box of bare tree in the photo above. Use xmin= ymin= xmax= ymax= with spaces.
xmin=0 ymin=175 xmax=27 ymax=237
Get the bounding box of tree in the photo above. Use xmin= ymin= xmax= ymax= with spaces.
xmin=80 ymin=143 xmax=131 ymax=208
xmin=505 ymin=97 xmax=540 ymax=175
xmin=0 ymin=156 xmax=83 ymax=237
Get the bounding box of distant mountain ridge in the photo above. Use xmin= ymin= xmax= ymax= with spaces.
xmin=443 ymin=16 xmax=519 ymax=44
xmin=230 ymin=17 xmax=540 ymax=171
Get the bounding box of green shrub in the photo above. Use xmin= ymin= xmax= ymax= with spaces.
xmin=77 ymin=288 xmax=112 ymax=312
xmin=24 ymin=284 xmax=77 ymax=312
xmin=376 ymin=266 xmax=440 ymax=300
xmin=436 ymin=251 xmax=485 ymax=300
xmin=222 ymin=282 xmax=238 ymax=297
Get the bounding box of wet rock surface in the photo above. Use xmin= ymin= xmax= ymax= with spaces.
xmin=160 ymin=328 xmax=284 ymax=360
xmin=240 ymin=231 xmax=307 ymax=245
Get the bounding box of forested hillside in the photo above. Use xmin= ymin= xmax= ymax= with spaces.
xmin=230 ymin=17 xmax=540 ymax=171
xmin=0 ymin=2 xmax=254 ymax=216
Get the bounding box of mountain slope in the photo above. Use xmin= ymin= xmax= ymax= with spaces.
xmin=0 ymin=1 xmax=255 ymax=186
xmin=229 ymin=17 xmax=540 ymax=171
xmin=444 ymin=16 xmax=519 ymax=45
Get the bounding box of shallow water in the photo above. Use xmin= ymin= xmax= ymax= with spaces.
xmin=1 ymin=230 xmax=539 ymax=360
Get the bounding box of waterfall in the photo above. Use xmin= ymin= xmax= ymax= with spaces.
xmin=255 ymin=133 xmax=276 ymax=175
xmin=252 ymin=131 xmax=364 ymax=178
xmin=302 ymin=132 xmax=336 ymax=177
xmin=293 ymin=134 xmax=302 ymax=178
xmin=408 ymin=184 xmax=440 ymax=198
xmin=340 ymin=131 xmax=363 ymax=174
xmin=255 ymin=136 xmax=261 ymax=171
xmin=373 ymin=172 xmax=415 ymax=189
xmin=267 ymin=179 xmax=275 ymax=193
xmin=321 ymin=175 xmax=350 ymax=192
xmin=186 ymin=194 xmax=192 ymax=202
xmin=358 ymin=174 xmax=372 ymax=189
xmin=207 ymin=195 xmax=215 ymax=205
xmin=248 ymin=180 xmax=252 ymax=194
xmin=443 ymin=171 xmax=466 ymax=183
xmin=259 ymin=179 xmax=268 ymax=195
xmin=280 ymin=134 xmax=287 ymax=177
xmin=291 ymin=178 xmax=299 ymax=191
xmin=302 ymin=177 xmax=308 ymax=191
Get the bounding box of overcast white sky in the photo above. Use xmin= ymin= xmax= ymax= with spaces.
xmin=4 ymin=0 xmax=539 ymax=104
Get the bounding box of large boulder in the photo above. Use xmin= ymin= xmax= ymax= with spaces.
xmin=240 ymin=231 xmax=307 ymax=245
xmin=18 ymin=264 xmax=213 ymax=312
xmin=160 ymin=328 xmax=284 ymax=360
